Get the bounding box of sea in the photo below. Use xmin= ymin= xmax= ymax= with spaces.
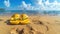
xmin=0 ymin=10 xmax=60 ymax=16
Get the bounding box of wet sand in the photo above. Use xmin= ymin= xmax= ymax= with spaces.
xmin=0 ymin=15 xmax=60 ymax=34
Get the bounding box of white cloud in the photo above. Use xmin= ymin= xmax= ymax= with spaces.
xmin=4 ymin=0 xmax=10 ymax=7
xmin=37 ymin=0 xmax=45 ymax=10
xmin=18 ymin=0 xmax=60 ymax=10
xmin=45 ymin=0 xmax=60 ymax=10
xmin=22 ymin=1 xmax=27 ymax=8
xmin=18 ymin=1 xmax=39 ymax=10
xmin=37 ymin=0 xmax=60 ymax=10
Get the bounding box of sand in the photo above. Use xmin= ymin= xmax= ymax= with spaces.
xmin=0 ymin=15 xmax=60 ymax=34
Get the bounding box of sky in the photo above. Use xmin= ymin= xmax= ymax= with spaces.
xmin=0 ymin=0 xmax=60 ymax=10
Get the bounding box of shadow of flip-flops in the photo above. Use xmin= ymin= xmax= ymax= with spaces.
xmin=5 ymin=20 xmax=25 ymax=25
xmin=5 ymin=20 xmax=11 ymax=25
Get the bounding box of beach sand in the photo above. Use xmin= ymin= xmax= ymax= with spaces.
xmin=0 ymin=15 xmax=60 ymax=34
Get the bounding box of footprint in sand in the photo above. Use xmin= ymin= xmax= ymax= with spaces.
xmin=0 ymin=19 xmax=4 ymax=21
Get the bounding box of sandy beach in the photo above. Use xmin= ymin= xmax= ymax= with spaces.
xmin=0 ymin=15 xmax=60 ymax=34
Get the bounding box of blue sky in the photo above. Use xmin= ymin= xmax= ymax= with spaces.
xmin=0 ymin=0 xmax=60 ymax=10
xmin=0 ymin=0 xmax=34 ymax=8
